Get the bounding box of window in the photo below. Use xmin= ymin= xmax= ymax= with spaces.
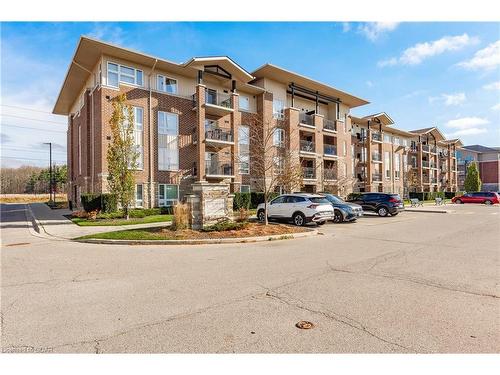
xmin=273 ymin=99 xmax=284 ymax=119
xmin=273 ymin=128 xmax=285 ymax=147
xmin=286 ymin=196 xmax=306 ymax=203
xmin=393 ymin=137 xmax=400 ymax=146
xmin=384 ymin=134 xmax=392 ymax=143
xmin=402 ymin=139 xmax=408 ymax=147
xmin=238 ymin=125 xmax=250 ymax=174
xmin=107 ymin=62 xmax=143 ymax=87
xmin=273 ymin=156 xmax=284 ymax=174
xmin=239 ymin=95 xmax=250 ymax=111
xmin=351 ymin=145 xmax=355 ymax=175
xmin=132 ymin=107 xmax=144 ymax=170
xmin=240 ymin=185 xmax=250 ymax=193
xmin=271 ymin=196 xmax=286 ymax=204
xmin=157 ymin=75 xmax=177 ymax=94
xmin=78 ymin=125 xmax=82 ymax=175
xmin=158 ymin=111 xmax=179 ymax=170
xmin=384 ymin=151 xmax=391 ymax=179
xmin=158 ymin=184 xmax=178 ymax=207
xmin=394 ymin=153 xmax=400 ymax=179
xmin=135 ymin=184 xmax=143 ymax=207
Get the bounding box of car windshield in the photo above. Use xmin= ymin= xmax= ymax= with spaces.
xmin=308 ymin=197 xmax=331 ymax=204
xmin=324 ymin=194 xmax=344 ymax=204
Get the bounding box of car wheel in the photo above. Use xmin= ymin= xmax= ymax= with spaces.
xmin=484 ymin=200 xmax=492 ymax=205
xmin=257 ymin=210 xmax=266 ymax=222
xmin=333 ymin=210 xmax=344 ymax=223
xmin=317 ymin=221 xmax=326 ymax=226
xmin=292 ymin=212 xmax=306 ymax=226
xmin=377 ymin=206 xmax=389 ymax=217
xmin=455 ymin=199 xmax=462 ymax=204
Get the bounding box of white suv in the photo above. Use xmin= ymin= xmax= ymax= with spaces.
xmin=257 ymin=193 xmax=334 ymax=226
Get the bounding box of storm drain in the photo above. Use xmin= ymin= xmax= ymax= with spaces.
xmin=295 ymin=321 xmax=315 ymax=329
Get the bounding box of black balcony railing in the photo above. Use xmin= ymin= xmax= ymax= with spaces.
xmin=323 ymin=119 xmax=337 ymax=132
xmin=302 ymin=167 xmax=316 ymax=179
xmin=371 ymin=132 xmax=382 ymax=142
xmin=205 ymin=161 xmax=233 ymax=176
xmin=299 ymin=112 xmax=314 ymax=126
xmin=422 ymin=144 xmax=430 ymax=152
xmin=205 ymin=128 xmax=233 ymax=142
xmin=300 ymin=140 xmax=315 ymax=153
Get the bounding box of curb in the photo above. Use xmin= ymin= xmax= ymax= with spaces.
xmin=74 ymin=228 xmax=318 ymax=245
xmin=26 ymin=204 xmax=42 ymax=233
xmin=405 ymin=208 xmax=449 ymax=214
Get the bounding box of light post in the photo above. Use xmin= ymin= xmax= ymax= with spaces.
xmin=43 ymin=142 xmax=54 ymax=206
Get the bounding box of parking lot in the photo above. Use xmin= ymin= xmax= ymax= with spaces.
xmin=1 ymin=203 xmax=499 ymax=353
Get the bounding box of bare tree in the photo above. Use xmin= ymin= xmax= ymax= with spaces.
xmin=243 ymin=114 xmax=303 ymax=225
xmin=404 ymin=166 xmax=420 ymax=193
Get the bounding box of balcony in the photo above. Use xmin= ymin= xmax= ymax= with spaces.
xmin=299 ymin=112 xmax=314 ymax=127
xmin=422 ymin=144 xmax=430 ymax=153
xmin=323 ymin=118 xmax=337 ymax=132
xmin=302 ymin=167 xmax=316 ymax=179
xmin=323 ymin=144 xmax=337 ymax=157
xmin=371 ymin=132 xmax=382 ymax=143
xmin=300 ymin=140 xmax=316 ymax=154
xmin=422 ymin=160 xmax=429 ymax=168
xmin=205 ymin=128 xmax=234 ymax=146
xmin=324 ymin=169 xmax=337 ymax=181
xmin=372 ymin=152 xmax=382 ymax=162
xmin=372 ymin=173 xmax=382 ymax=182
xmin=429 ymin=161 xmax=437 ymax=169
xmin=205 ymin=161 xmax=234 ymax=178
xmin=430 ymin=177 xmax=437 ymax=184
xmin=430 ymin=146 xmax=437 ymax=154
xmin=203 ymin=89 xmax=233 ymax=116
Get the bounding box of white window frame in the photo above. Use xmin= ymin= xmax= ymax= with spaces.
xmin=78 ymin=124 xmax=82 ymax=175
xmin=133 ymin=106 xmax=144 ymax=170
xmin=158 ymin=184 xmax=179 ymax=207
xmin=157 ymin=74 xmax=178 ymax=94
xmin=272 ymin=99 xmax=284 ymax=119
xmin=273 ymin=156 xmax=284 ymax=175
xmin=107 ymin=61 xmax=143 ymax=88
xmin=394 ymin=153 xmax=401 ymax=179
xmin=238 ymin=125 xmax=250 ymax=174
xmin=384 ymin=134 xmax=392 ymax=143
xmin=240 ymin=185 xmax=250 ymax=193
xmin=273 ymin=128 xmax=285 ymax=147
xmin=239 ymin=95 xmax=250 ymax=111
xmin=158 ymin=111 xmax=179 ymax=171
xmin=135 ymin=184 xmax=143 ymax=208
xmin=384 ymin=151 xmax=391 ymax=179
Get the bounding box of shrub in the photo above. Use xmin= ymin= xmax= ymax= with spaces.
xmin=249 ymin=192 xmax=279 ymax=209
xmin=235 ymin=208 xmax=250 ymax=223
xmin=202 ymin=219 xmax=249 ymax=232
xmin=171 ymin=203 xmax=189 ymax=230
xmin=72 ymin=210 xmax=89 ymax=219
xmin=87 ymin=210 xmax=99 ymax=220
xmin=80 ymin=193 xmax=117 ymax=213
xmin=233 ymin=192 xmax=251 ymax=210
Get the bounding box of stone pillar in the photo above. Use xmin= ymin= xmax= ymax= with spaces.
xmin=189 ymin=182 xmax=233 ymax=230
xmin=314 ymin=114 xmax=324 ymax=192
xmin=366 ymin=128 xmax=373 ymax=191
xmin=230 ymin=92 xmax=241 ymax=193
xmin=195 ymin=84 xmax=206 ymax=182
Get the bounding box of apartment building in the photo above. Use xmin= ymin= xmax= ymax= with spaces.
xmin=54 ymin=37 xmax=462 ymax=208
xmin=459 ymin=145 xmax=500 ymax=191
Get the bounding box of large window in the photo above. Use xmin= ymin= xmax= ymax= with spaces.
xmin=273 ymin=128 xmax=285 ymax=147
xmin=273 ymin=156 xmax=284 ymax=174
xmin=384 ymin=134 xmax=392 ymax=143
xmin=158 ymin=111 xmax=179 ymax=171
xmin=273 ymin=99 xmax=284 ymax=119
xmin=384 ymin=151 xmax=391 ymax=179
xmin=394 ymin=153 xmax=400 ymax=179
xmin=158 ymin=184 xmax=178 ymax=207
xmin=133 ymin=107 xmax=144 ymax=170
xmin=238 ymin=125 xmax=250 ymax=174
xmin=240 ymin=185 xmax=250 ymax=193
xmin=157 ymin=75 xmax=177 ymax=94
xmin=107 ymin=62 xmax=143 ymax=87
xmin=239 ymin=95 xmax=250 ymax=111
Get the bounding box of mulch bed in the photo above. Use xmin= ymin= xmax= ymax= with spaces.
xmin=156 ymin=223 xmax=308 ymax=240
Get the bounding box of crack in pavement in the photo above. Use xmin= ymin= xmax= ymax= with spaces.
xmin=263 ymin=288 xmax=417 ymax=352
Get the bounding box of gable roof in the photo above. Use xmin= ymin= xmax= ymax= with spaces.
xmin=463 ymin=144 xmax=499 ymax=153
xmin=362 ymin=112 xmax=395 ymax=126
xmin=251 ymin=63 xmax=369 ymax=108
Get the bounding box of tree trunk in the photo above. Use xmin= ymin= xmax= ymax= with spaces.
xmin=264 ymin=196 xmax=269 ymax=225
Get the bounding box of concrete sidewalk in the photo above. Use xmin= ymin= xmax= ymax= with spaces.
xmin=28 ymin=203 xmax=171 ymax=240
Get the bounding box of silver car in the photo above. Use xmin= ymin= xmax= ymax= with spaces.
xmin=257 ymin=193 xmax=334 ymax=226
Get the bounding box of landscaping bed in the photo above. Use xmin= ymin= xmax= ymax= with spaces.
xmin=75 ymin=222 xmax=308 ymax=241
xmin=69 ymin=208 xmax=173 ymax=226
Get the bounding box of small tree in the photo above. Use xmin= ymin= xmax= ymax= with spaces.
xmin=106 ymin=94 xmax=139 ymax=219
xmin=464 ymin=162 xmax=481 ymax=192
xmin=404 ymin=166 xmax=420 ymax=193
xmin=245 ymin=114 xmax=302 ymax=225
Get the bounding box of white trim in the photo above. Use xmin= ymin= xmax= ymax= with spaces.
xmin=157 ymin=74 xmax=178 ymax=94
xmin=107 ymin=61 xmax=144 ymax=88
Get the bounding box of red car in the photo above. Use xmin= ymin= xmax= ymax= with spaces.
xmin=452 ymin=192 xmax=499 ymax=205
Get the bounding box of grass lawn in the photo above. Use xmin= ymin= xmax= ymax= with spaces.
xmin=72 ymin=214 xmax=172 ymax=226
xmin=77 ymin=229 xmax=169 ymax=240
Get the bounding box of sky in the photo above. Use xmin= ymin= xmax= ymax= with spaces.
xmin=1 ymin=21 xmax=499 ymax=168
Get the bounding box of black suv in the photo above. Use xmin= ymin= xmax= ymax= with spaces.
xmin=347 ymin=193 xmax=404 ymax=217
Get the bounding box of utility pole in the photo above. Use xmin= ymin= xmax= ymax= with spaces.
xmin=44 ymin=142 xmax=53 ymax=206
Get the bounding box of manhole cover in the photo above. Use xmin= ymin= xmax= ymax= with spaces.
xmin=296 ymin=321 xmax=314 ymax=329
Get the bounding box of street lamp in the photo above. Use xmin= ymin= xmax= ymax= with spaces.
xmin=43 ymin=142 xmax=54 ymax=206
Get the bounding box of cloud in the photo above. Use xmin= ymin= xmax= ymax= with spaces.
xmin=483 ymin=81 xmax=500 ymax=90
xmin=445 ymin=128 xmax=488 ymax=137
xmin=458 ymin=40 xmax=500 ymax=71
xmin=358 ymin=22 xmax=399 ymax=41
xmin=342 ymin=22 xmax=351 ymax=33
xmin=87 ymin=23 xmax=125 ymax=45
xmin=429 ymin=92 xmax=466 ymax=106
xmin=378 ymin=33 xmax=479 ymax=67
xmin=492 ymin=103 xmax=500 ymax=111
xmin=446 ymin=116 xmax=490 ymax=129
xmin=365 ymin=80 xmax=374 ymax=88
